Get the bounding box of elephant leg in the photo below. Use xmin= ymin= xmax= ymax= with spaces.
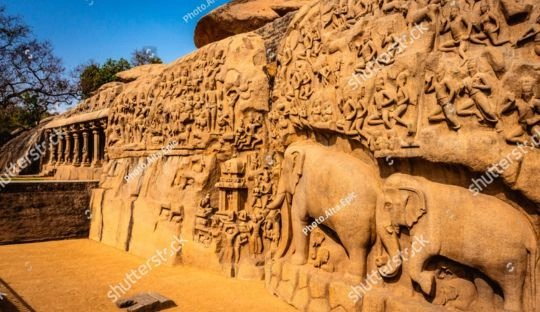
xmin=346 ymin=247 xmax=367 ymax=279
xmin=290 ymin=193 xmax=309 ymax=265
xmin=499 ymin=267 xmax=525 ymax=312
xmin=408 ymin=248 xmax=435 ymax=296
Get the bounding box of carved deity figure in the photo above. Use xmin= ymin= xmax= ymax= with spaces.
xmin=470 ymin=2 xmax=510 ymax=46
xmin=367 ymin=76 xmax=397 ymax=129
xmin=336 ymin=96 xmax=358 ymax=133
xmin=194 ymin=193 xmax=215 ymax=245
xmin=205 ymin=81 xmax=220 ymax=132
xmin=426 ymin=70 xmax=462 ymax=130
xmin=439 ymin=7 xmax=472 ymax=59
xmin=457 ymin=59 xmax=499 ymax=125
xmin=501 ymin=76 xmax=540 ymax=144
xmin=391 ymin=70 xmax=416 ymax=134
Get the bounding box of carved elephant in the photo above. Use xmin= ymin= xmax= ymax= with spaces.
xmin=267 ymin=141 xmax=382 ymax=278
xmin=376 ymin=173 xmax=537 ymax=312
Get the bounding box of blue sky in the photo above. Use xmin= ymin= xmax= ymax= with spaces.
xmin=3 ymin=0 xmax=230 ymax=73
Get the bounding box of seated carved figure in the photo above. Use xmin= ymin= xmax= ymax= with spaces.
xmin=457 ymin=59 xmax=499 ymax=125
xmin=470 ymin=2 xmax=510 ymax=46
xmin=501 ymin=76 xmax=540 ymax=144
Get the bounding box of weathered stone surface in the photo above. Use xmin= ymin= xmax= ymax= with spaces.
xmin=309 ymin=274 xmax=328 ymax=299
xmin=0 ymin=181 xmax=97 ymax=244
xmin=3 ymin=0 xmax=540 ymax=311
xmin=194 ymin=0 xmax=313 ymax=48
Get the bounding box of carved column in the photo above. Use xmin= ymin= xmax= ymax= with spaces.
xmin=47 ymin=130 xmax=57 ymax=166
xmin=64 ymin=126 xmax=72 ymax=164
xmin=57 ymin=128 xmax=64 ymax=164
xmin=81 ymin=124 xmax=90 ymax=167
xmin=100 ymin=119 xmax=109 ymax=162
xmin=91 ymin=121 xmax=101 ymax=167
xmin=72 ymin=124 xmax=81 ymax=167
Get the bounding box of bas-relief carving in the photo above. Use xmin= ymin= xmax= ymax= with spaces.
xmin=263 ymin=1 xmax=540 ymax=311
xmin=105 ymin=35 xmax=269 ymax=158
xmin=57 ymin=0 xmax=540 ymax=311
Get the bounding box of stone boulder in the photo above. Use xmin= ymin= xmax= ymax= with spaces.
xmin=194 ymin=0 xmax=313 ymax=48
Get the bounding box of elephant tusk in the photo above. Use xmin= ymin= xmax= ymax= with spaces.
xmin=378 ymin=264 xmax=400 ymax=278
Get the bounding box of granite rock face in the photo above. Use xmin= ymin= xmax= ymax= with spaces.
xmin=3 ymin=0 xmax=540 ymax=311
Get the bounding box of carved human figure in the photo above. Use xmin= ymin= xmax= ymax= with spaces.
xmin=248 ymin=209 xmax=264 ymax=255
xmin=352 ymin=86 xmax=370 ymax=140
xmin=439 ymin=7 xmax=472 ymax=59
xmin=426 ymin=70 xmax=462 ymax=130
xmin=470 ymin=2 xmax=510 ymax=46
xmin=391 ymin=70 xmax=416 ymax=134
xmin=251 ymin=170 xmax=272 ymax=210
xmin=457 ymin=59 xmax=499 ymax=125
xmin=406 ymin=0 xmax=439 ymax=25
xmin=222 ymin=225 xmax=240 ymax=275
xmin=328 ymin=2 xmax=350 ymax=30
xmin=500 ymin=76 xmax=540 ymax=144
xmin=354 ymin=37 xmax=377 ymax=72
xmin=351 ymin=0 xmax=373 ymax=18
xmin=367 ymin=76 xmax=397 ymax=129
xmin=514 ymin=15 xmax=540 ymax=56
xmin=380 ymin=0 xmax=409 ymax=15
xmin=336 ymin=96 xmax=358 ymax=133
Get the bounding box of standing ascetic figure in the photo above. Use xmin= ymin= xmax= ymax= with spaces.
xmin=266 ymin=141 xmax=382 ymax=279
xmin=376 ymin=173 xmax=537 ymax=312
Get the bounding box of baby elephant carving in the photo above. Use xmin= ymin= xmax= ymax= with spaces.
xmin=376 ymin=173 xmax=537 ymax=312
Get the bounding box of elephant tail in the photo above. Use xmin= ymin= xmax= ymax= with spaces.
xmin=527 ymin=244 xmax=537 ymax=312
xmin=274 ymin=193 xmax=293 ymax=258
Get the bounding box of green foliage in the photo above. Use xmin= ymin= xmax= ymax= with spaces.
xmin=77 ymin=58 xmax=132 ymax=99
xmin=77 ymin=48 xmax=164 ymax=99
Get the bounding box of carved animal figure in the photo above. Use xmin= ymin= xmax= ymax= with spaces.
xmin=267 ymin=141 xmax=382 ymax=278
xmin=376 ymin=173 xmax=537 ymax=312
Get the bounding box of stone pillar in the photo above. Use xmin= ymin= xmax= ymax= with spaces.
xmin=64 ymin=127 xmax=72 ymax=164
xmin=91 ymin=122 xmax=101 ymax=167
xmin=47 ymin=130 xmax=57 ymax=166
xmin=100 ymin=119 xmax=109 ymax=162
xmin=57 ymin=128 xmax=64 ymax=164
xmin=81 ymin=124 xmax=91 ymax=167
xmin=72 ymin=125 xmax=81 ymax=167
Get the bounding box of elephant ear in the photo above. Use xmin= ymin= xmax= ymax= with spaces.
xmin=288 ymin=150 xmax=305 ymax=193
xmin=400 ymin=187 xmax=427 ymax=228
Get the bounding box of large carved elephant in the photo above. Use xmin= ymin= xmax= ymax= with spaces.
xmin=376 ymin=173 xmax=537 ymax=312
xmin=267 ymin=141 xmax=382 ymax=278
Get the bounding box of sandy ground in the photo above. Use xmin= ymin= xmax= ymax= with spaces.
xmin=0 ymin=239 xmax=295 ymax=312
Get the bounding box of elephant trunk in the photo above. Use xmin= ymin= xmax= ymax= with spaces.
xmin=267 ymin=192 xmax=286 ymax=210
xmin=376 ymin=225 xmax=402 ymax=278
